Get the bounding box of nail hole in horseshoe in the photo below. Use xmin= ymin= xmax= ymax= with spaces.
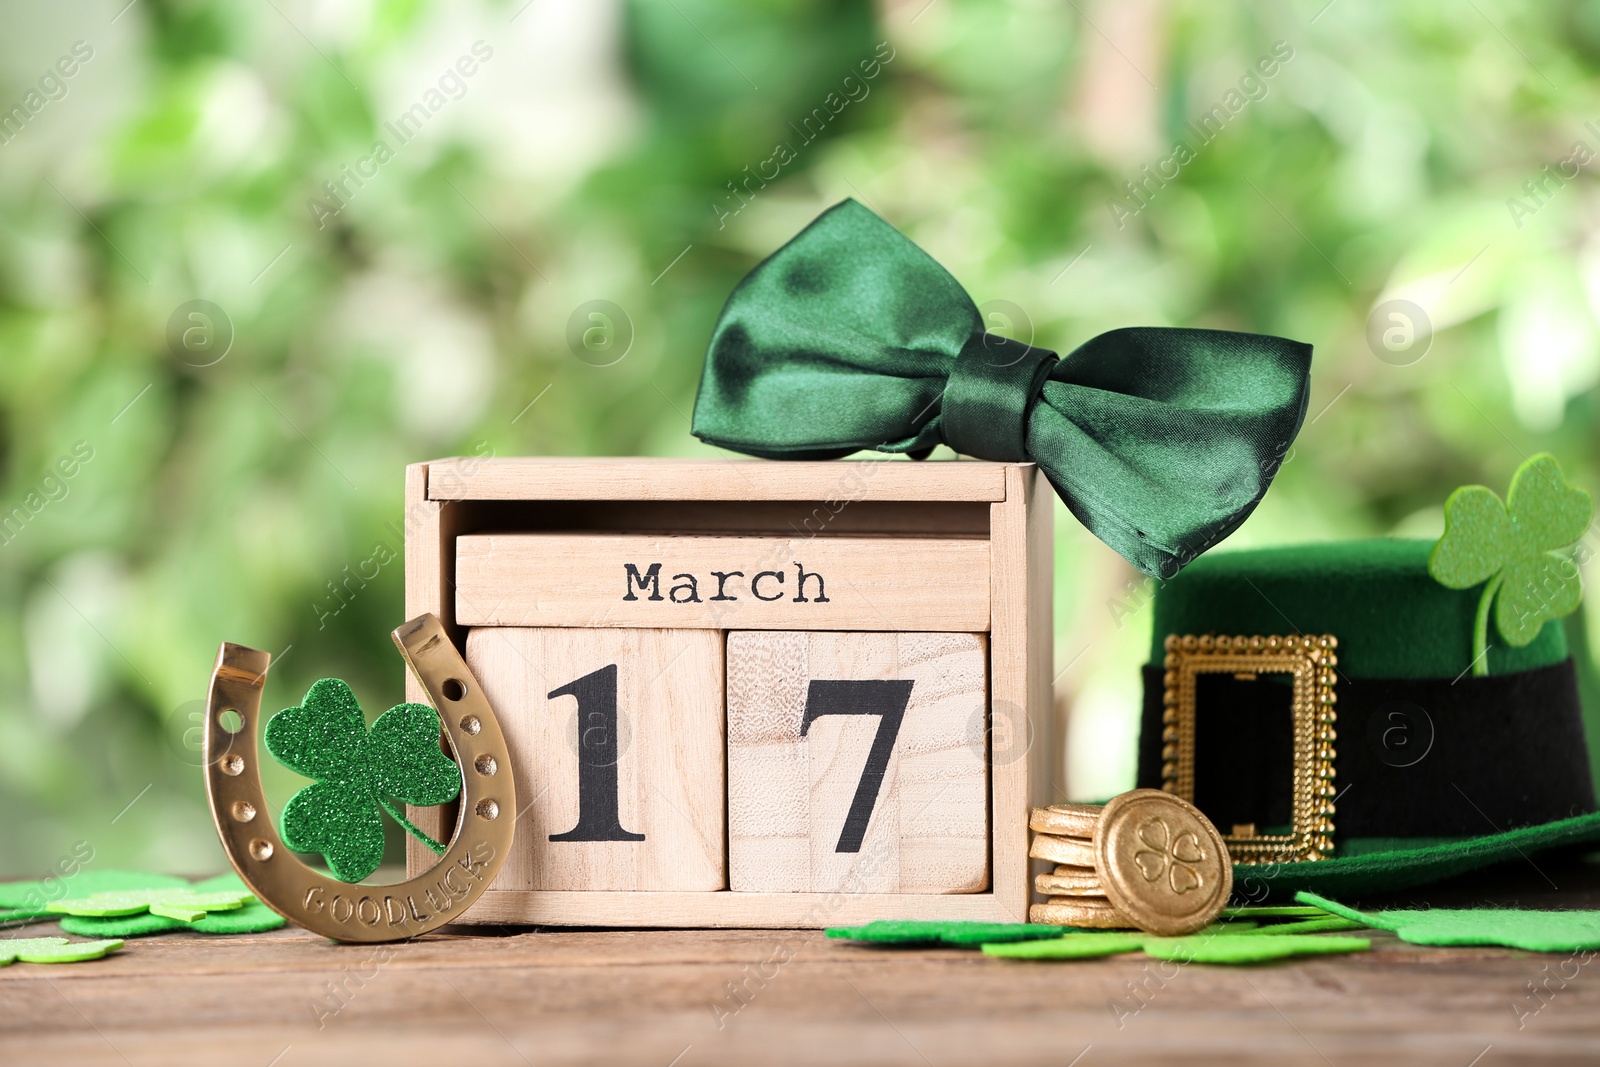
xmin=249 ymin=838 xmax=273 ymax=861
xmin=231 ymin=801 xmax=257 ymax=823
xmin=218 ymin=708 xmax=245 ymax=733
xmin=474 ymin=754 xmax=497 ymax=777
xmin=476 ymin=799 xmax=499 ymax=820
xmin=460 ymin=714 xmax=481 ymax=735
xmin=441 ymin=678 xmax=466 ymax=701
xmin=221 ymin=754 xmax=244 ymax=776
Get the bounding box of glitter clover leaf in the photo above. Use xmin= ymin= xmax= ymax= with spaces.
xmin=0 ymin=936 xmax=124 ymax=965
xmin=48 ymin=886 xmax=254 ymax=922
xmin=264 ymin=678 xmax=462 ymax=883
xmin=1429 ymin=454 xmax=1592 ymax=676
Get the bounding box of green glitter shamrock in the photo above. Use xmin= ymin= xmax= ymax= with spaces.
xmin=1429 ymin=453 xmax=1593 ymax=676
xmin=265 ymin=678 xmax=462 ymax=882
xmin=0 ymin=936 xmax=124 ymax=965
xmin=48 ymin=886 xmax=254 ymax=922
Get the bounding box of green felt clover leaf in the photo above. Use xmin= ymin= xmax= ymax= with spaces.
xmin=0 ymin=936 xmax=124 ymax=965
xmin=1220 ymin=905 xmax=1331 ymax=919
xmin=826 ymin=920 xmax=1070 ymax=946
xmin=59 ymin=899 xmax=287 ymax=938
xmin=1139 ymin=934 xmax=1370 ymax=964
xmin=1429 ymin=453 xmax=1593 ymax=675
xmin=981 ymin=928 xmax=1372 ymax=965
xmin=264 ymin=678 xmax=462 ymax=883
xmin=982 ymin=933 xmax=1148 ymax=960
xmin=1230 ymin=917 xmax=1367 ymax=936
xmin=0 ymin=870 xmax=188 ymax=928
xmin=1299 ymin=892 xmax=1600 ymax=952
xmin=55 ymin=874 xmax=287 ymax=938
xmin=48 ymin=886 xmax=253 ymax=922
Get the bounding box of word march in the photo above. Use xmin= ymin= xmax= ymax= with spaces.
xmin=622 ymin=560 xmax=830 ymax=604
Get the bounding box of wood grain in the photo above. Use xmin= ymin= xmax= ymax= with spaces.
xmin=464 ymin=627 xmax=725 ymax=892
xmin=3 ymin=909 xmax=1596 ymax=1067
xmin=727 ymin=631 xmax=989 ymax=894
xmin=990 ymin=464 xmax=1055 ymax=922
xmin=402 ymin=462 xmax=458 ymax=876
xmin=402 ymin=458 xmax=1048 ymax=927
xmin=465 ymin=889 xmax=1019 ymax=926
xmin=454 ymin=533 xmax=991 ymax=631
xmin=423 ymin=456 xmax=1009 ymax=501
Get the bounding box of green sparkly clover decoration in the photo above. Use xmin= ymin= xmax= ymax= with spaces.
xmin=1429 ymin=453 xmax=1593 ymax=676
xmin=48 ymin=886 xmax=254 ymax=922
xmin=264 ymin=678 xmax=462 ymax=882
xmin=0 ymin=936 xmax=124 ymax=965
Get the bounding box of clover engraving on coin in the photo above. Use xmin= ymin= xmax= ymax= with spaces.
xmin=1131 ymin=816 xmax=1206 ymax=895
xmin=1094 ymin=789 xmax=1232 ymax=936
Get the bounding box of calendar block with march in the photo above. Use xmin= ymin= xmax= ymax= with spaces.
xmin=404 ymin=458 xmax=1053 ymax=927
xmin=727 ymin=630 xmax=989 ymax=894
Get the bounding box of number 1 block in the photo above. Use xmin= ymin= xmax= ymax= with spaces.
xmin=464 ymin=628 xmax=725 ymax=892
xmin=727 ymin=631 xmax=989 ymax=894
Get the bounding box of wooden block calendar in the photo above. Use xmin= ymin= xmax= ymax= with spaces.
xmin=726 ymin=631 xmax=990 ymax=895
xmin=404 ymin=458 xmax=1053 ymax=927
xmin=464 ymin=627 xmax=726 ymax=892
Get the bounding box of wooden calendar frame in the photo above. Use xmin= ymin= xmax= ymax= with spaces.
xmin=404 ymin=457 xmax=1053 ymax=928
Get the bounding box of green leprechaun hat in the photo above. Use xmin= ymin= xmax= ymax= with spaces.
xmin=1135 ymin=454 xmax=1600 ymax=900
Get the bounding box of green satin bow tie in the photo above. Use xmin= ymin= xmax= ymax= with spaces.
xmin=691 ymin=200 xmax=1313 ymax=577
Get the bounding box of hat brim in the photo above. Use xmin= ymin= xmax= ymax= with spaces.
xmin=1233 ymin=811 xmax=1600 ymax=901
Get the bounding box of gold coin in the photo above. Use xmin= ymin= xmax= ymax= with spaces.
xmin=1054 ymin=864 xmax=1097 ymax=877
xmin=1035 ymin=869 xmax=1105 ymax=896
xmin=1029 ymin=803 xmax=1102 ymax=838
xmin=1028 ymin=833 xmax=1096 ymax=867
xmin=1030 ymin=899 xmax=1134 ymax=929
xmin=1093 ymin=788 xmax=1232 ymax=937
xmin=1034 ymin=881 xmax=1107 ymax=900
xmin=1049 ymin=864 xmax=1101 ymax=887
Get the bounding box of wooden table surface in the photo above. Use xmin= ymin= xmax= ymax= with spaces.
xmin=6 ymin=859 xmax=1600 ymax=1067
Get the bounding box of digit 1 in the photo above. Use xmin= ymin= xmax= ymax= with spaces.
xmin=547 ymin=664 xmax=645 ymax=842
xmin=801 ymin=679 xmax=915 ymax=853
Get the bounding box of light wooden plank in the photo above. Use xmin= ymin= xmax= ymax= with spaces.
xmin=1024 ymin=465 xmax=1055 ymax=820
xmin=402 ymin=462 xmax=449 ymax=876
xmin=464 ymin=888 xmax=1015 ymax=926
xmin=424 ymin=457 xmax=1010 ymax=502
xmin=464 ymin=627 xmax=725 ymax=892
xmin=454 ymin=533 xmax=991 ymax=631
xmin=8 ymin=918 xmax=1596 ymax=1066
xmin=726 ymin=631 xmax=989 ymax=894
xmin=988 ymin=464 xmax=1052 ymax=923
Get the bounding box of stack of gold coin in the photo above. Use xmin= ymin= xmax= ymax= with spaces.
xmin=1028 ymin=789 xmax=1233 ymax=936
xmin=1027 ymin=802 xmax=1121 ymax=928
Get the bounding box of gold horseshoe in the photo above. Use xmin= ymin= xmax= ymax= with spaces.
xmin=202 ymin=613 xmax=514 ymax=942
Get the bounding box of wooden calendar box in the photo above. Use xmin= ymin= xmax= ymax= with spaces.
xmin=404 ymin=458 xmax=1052 ymax=927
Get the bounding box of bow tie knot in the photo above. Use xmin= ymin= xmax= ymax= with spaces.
xmin=692 ymin=200 xmax=1313 ymax=577
xmin=941 ymin=332 xmax=1059 ymax=464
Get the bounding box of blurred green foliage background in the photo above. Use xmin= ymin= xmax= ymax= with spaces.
xmin=2 ymin=0 xmax=1599 ymax=876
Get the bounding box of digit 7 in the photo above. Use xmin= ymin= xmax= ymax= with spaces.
xmin=801 ymin=679 xmax=914 ymax=853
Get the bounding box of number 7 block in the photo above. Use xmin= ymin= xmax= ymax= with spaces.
xmin=727 ymin=631 xmax=989 ymax=894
